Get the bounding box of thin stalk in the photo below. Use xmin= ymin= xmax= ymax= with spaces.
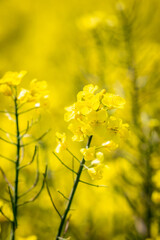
xmin=10 ymin=89 xmax=21 ymax=240
xmin=119 ymin=9 xmax=153 ymax=238
xmin=56 ymin=135 xmax=93 ymax=239
xmin=79 ymin=180 xmax=107 ymax=188
xmin=46 ymin=181 xmax=62 ymax=219
xmin=19 ymin=107 xmax=40 ymax=115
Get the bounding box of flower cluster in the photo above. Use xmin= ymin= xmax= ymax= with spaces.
xmin=0 ymin=71 xmax=27 ymax=96
xmin=65 ymin=84 xmax=127 ymax=142
xmin=0 ymin=71 xmax=49 ymax=107
xmin=56 ymin=84 xmax=129 ymax=180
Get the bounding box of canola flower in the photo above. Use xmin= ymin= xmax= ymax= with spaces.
xmin=0 ymin=71 xmax=49 ymax=240
xmin=64 ymin=84 xmax=128 ymax=180
xmin=53 ymin=84 xmax=129 ymax=239
xmin=64 ymin=84 xmax=127 ymax=142
xmin=0 ymin=71 xmax=49 ymax=107
xmin=55 ymin=132 xmax=67 ymax=153
xmin=87 ymin=152 xmax=105 ymax=180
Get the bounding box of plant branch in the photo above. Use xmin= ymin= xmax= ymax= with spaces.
xmin=56 ymin=135 xmax=93 ymax=239
xmin=19 ymin=145 xmax=38 ymax=170
xmin=18 ymin=107 xmax=40 ymax=115
xmin=0 ymin=154 xmax=15 ymax=163
xmin=66 ymin=148 xmax=81 ymax=163
xmin=57 ymin=190 xmax=69 ymax=201
xmin=18 ymin=166 xmax=47 ymax=207
xmin=0 ymin=168 xmax=14 ymax=190
xmin=20 ymin=121 xmax=29 ymax=139
xmin=10 ymin=91 xmax=21 ymax=240
xmin=79 ymin=180 xmax=108 ymax=188
xmin=53 ymin=151 xmax=77 ymax=175
xmin=0 ymin=110 xmax=14 ymax=115
xmin=0 ymin=136 xmax=17 ymax=146
xmin=46 ymin=181 xmax=62 ymax=219
xmin=18 ymin=153 xmax=39 ymax=198
xmin=20 ymin=116 xmax=41 ymax=134
xmin=21 ymin=129 xmax=51 ymax=147
xmin=0 ymin=128 xmax=16 ymax=137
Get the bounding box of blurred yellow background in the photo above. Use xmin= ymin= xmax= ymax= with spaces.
xmin=0 ymin=0 xmax=160 ymax=239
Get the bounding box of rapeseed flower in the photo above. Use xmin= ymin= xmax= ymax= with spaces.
xmin=65 ymin=84 xmax=126 ymax=143
xmin=61 ymin=84 xmax=128 ymax=180
xmin=80 ymin=146 xmax=96 ymax=161
xmin=88 ymin=164 xmax=104 ymax=180
xmin=18 ymin=79 xmax=49 ymax=106
xmin=0 ymin=71 xmax=49 ymax=107
xmin=0 ymin=84 xmax=12 ymax=96
xmin=102 ymin=93 xmax=126 ymax=109
xmin=0 ymin=71 xmax=26 ymax=96
xmin=87 ymin=152 xmax=105 ymax=180
xmin=0 ymin=71 xmax=26 ymax=86
xmin=102 ymin=140 xmax=118 ymax=152
xmin=55 ymin=132 xmax=67 ymax=153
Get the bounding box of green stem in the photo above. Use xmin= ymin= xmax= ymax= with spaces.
xmin=119 ymin=9 xmax=153 ymax=238
xmin=56 ymin=135 xmax=93 ymax=239
xmin=10 ymin=90 xmax=21 ymax=240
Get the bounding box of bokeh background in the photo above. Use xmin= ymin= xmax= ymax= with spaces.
xmin=0 ymin=0 xmax=160 ymax=239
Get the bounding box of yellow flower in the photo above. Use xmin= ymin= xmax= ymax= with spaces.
xmin=29 ymin=79 xmax=49 ymax=105
xmin=83 ymin=84 xmax=98 ymax=94
xmin=77 ymin=84 xmax=98 ymax=102
xmin=152 ymin=191 xmax=160 ymax=204
xmin=0 ymin=71 xmax=26 ymax=86
xmin=68 ymin=119 xmax=85 ymax=142
xmin=64 ymin=102 xmax=89 ymax=122
xmin=75 ymin=101 xmax=92 ymax=115
xmin=55 ymin=132 xmax=67 ymax=153
xmin=18 ymin=88 xmax=31 ymax=103
xmin=86 ymin=110 xmax=108 ymax=137
xmin=87 ymin=109 xmax=108 ymax=124
xmin=64 ymin=104 xmax=77 ymax=122
xmin=107 ymin=116 xmax=122 ymax=131
xmin=87 ymin=151 xmax=105 ymax=180
xmin=88 ymin=163 xmax=104 ymax=180
xmin=95 ymin=152 xmax=104 ymax=162
xmin=0 ymin=84 xmax=12 ymax=96
xmin=30 ymin=79 xmax=48 ymax=95
xmin=65 ymin=87 xmax=100 ymax=123
xmin=88 ymin=94 xmax=100 ymax=111
xmin=18 ymin=79 xmax=49 ymax=106
xmin=65 ymin=84 xmax=128 ymax=143
xmin=102 ymin=93 xmax=126 ymax=109
xmin=68 ymin=119 xmax=91 ymax=142
xmin=77 ymin=84 xmax=100 ymax=111
xmin=80 ymin=147 xmax=96 ymax=161
xmin=102 ymin=140 xmax=118 ymax=152
xmin=96 ymin=89 xmax=107 ymax=101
